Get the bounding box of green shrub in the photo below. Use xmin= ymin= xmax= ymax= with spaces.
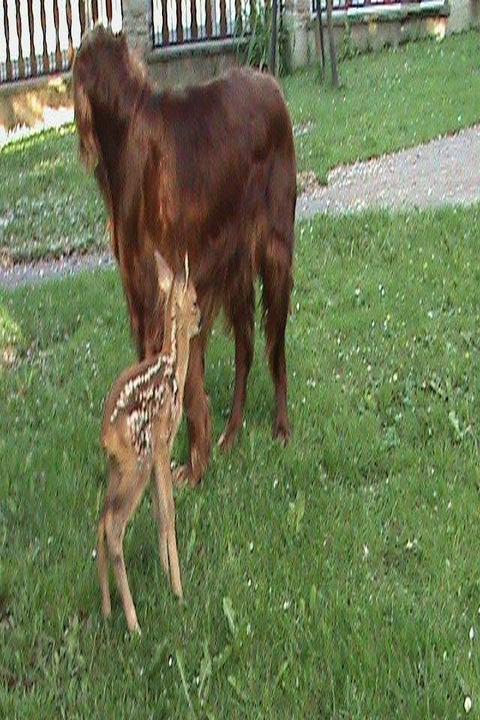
xmin=236 ymin=1 xmax=292 ymax=76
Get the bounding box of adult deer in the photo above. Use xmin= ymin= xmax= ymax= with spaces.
xmin=73 ymin=27 xmax=296 ymax=486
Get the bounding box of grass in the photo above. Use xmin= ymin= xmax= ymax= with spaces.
xmin=285 ymin=30 xmax=480 ymax=181
xmin=1 ymin=31 xmax=480 ymax=264
xmin=0 ymin=125 xmax=105 ymax=264
xmin=1 ymin=204 xmax=479 ymax=717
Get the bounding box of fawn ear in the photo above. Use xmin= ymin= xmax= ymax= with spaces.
xmin=154 ymin=252 xmax=174 ymax=296
xmin=183 ymin=253 xmax=190 ymax=293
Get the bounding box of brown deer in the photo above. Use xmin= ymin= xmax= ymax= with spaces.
xmin=73 ymin=27 xmax=296 ymax=488
xmin=97 ymin=252 xmax=200 ymax=633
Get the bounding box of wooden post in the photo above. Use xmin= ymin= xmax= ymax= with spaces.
xmin=206 ymin=0 xmax=213 ymax=36
xmin=65 ymin=0 xmax=73 ymax=47
xmin=234 ymin=0 xmax=241 ymax=33
xmin=161 ymin=0 xmax=169 ymax=42
xmin=52 ymin=0 xmax=63 ymax=70
xmin=65 ymin=0 xmax=74 ymax=65
xmin=14 ymin=0 xmax=25 ymax=78
xmin=40 ymin=0 xmax=50 ymax=73
xmin=220 ymin=0 xmax=227 ymax=36
xmin=190 ymin=0 xmax=198 ymax=39
xmin=175 ymin=0 xmax=183 ymax=41
xmin=79 ymin=0 xmax=86 ymax=37
xmin=26 ymin=0 xmax=37 ymax=77
xmin=106 ymin=0 xmax=113 ymax=24
xmin=2 ymin=0 xmax=12 ymax=80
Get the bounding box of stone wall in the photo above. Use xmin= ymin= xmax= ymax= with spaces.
xmin=293 ymin=3 xmax=452 ymax=69
xmin=147 ymin=39 xmax=243 ymax=89
xmin=448 ymin=0 xmax=480 ymax=32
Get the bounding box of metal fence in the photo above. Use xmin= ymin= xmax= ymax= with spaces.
xmin=151 ymin=0 xmax=251 ymax=46
xmin=0 ymin=0 xmax=122 ymax=84
xmin=311 ymin=0 xmax=438 ymax=13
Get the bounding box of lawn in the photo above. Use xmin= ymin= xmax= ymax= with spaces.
xmin=285 ymin=29 xmax=480 ymax=180
xmin=1 ymin=31 xmax=480 ymax=264
xmin=1 ymin=205 xmax=479 ymax=717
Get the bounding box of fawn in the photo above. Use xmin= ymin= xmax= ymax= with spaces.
xmin=97 ymin=252 xmax=200 ymax=633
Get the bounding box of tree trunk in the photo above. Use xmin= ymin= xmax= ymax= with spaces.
xmin=270 ymin=0 xmax=279 ymax=76
xmin=326 ymin=0 xmax=340 ymax=88
xmin=316 ymin=0 xmax=325 ymax=72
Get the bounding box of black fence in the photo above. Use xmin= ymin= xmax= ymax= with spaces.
xmin=151 ymin=0 xmax=252 ymax=46
xmin=0 ymin=0 xmax=122 ymax=84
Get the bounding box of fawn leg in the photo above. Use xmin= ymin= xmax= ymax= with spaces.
xmin=98 ymin=457 xmax=123 ymax=619
xmin=104 ymin=461 xmax=150 ymax=633
xmin=151 ymin=478 xmax=169 ymax=577
xmin=154 ymin=446 xmax=183 ymax=599
xmin=97 ymin=515 xmax=111 ymax=619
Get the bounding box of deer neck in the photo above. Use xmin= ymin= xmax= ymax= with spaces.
xmin=173 ymin=325 xmax=191 ymax=401
xmin=160 ymin=289 xmax=177 ymax=362
xmin=159 ymin=290 xmax=192 ymax=404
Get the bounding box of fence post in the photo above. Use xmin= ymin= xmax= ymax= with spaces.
xmin=122 ymin=0 xmax=151 ymax=56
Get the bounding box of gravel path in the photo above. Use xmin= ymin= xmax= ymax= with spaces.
xmin=2 ymin=125 xmax=480 ymax=290
xmin=0 ymin=252 xmax=113 ymax=291
xmin=298 ymin=124 xmax=480 ymax=218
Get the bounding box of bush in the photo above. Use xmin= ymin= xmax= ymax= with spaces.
xmin=236 ymin=1 xmax=292 ymax=76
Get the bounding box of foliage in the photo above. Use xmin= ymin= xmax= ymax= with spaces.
xmin=236 ymin=0 xmax=292 ymax=76
xmin=340 ymin=18 xmax=355 ymax=60
xmin=1 ymin=205 xmax=480 ymax=716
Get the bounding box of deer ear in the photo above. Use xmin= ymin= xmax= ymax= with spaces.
xmin=154 ymin=252 xmax=174 ymax=296
xmin=73 ymin=79 xmax=99 ymax=173
xmin=183 ymin=253 xmax=189 ymax=293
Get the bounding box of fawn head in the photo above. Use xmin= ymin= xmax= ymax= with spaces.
xmin=155 ymin=252 xmax=201 ymax=340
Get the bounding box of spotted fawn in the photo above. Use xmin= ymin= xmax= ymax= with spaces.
xmin=97 ymin=252 xmax=200 ymax=633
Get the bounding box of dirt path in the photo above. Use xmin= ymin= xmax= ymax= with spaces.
xmin=2 ymin=125 xmax=480 ymax=290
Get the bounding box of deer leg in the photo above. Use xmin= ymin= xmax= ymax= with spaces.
xmin=154 ymin=445 xmax=183 ymax=599
xmin=175 ymin=335 xmax=212 ymax=487
xmin=97 ymin=514 xmax=111 ymax=619
xmin=104 ymin=461 xmax=150 ymax=634
xmin=219 ymin=280 xmax=255 ymax=452
xmin=151 ymin=476 xmax=169 ymax=577
xmin=261 ymin=234 xmax=293 ymax=445
xmin=98 ymin=457 xmax=123 ymax=620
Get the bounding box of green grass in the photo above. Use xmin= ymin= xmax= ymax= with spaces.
xmin=1 ymin=31 xmax=480 ymax=264
xmin=1 ymin=205 xmax=479 ymax=717
xmin=0 ymin=125 xmax=105 ymax=264
xmin=285 ymin=30 xmax=480 ymax=181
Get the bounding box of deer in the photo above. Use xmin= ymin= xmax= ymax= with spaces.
xmin=97 ymin=252 xmax=201 ymax=633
